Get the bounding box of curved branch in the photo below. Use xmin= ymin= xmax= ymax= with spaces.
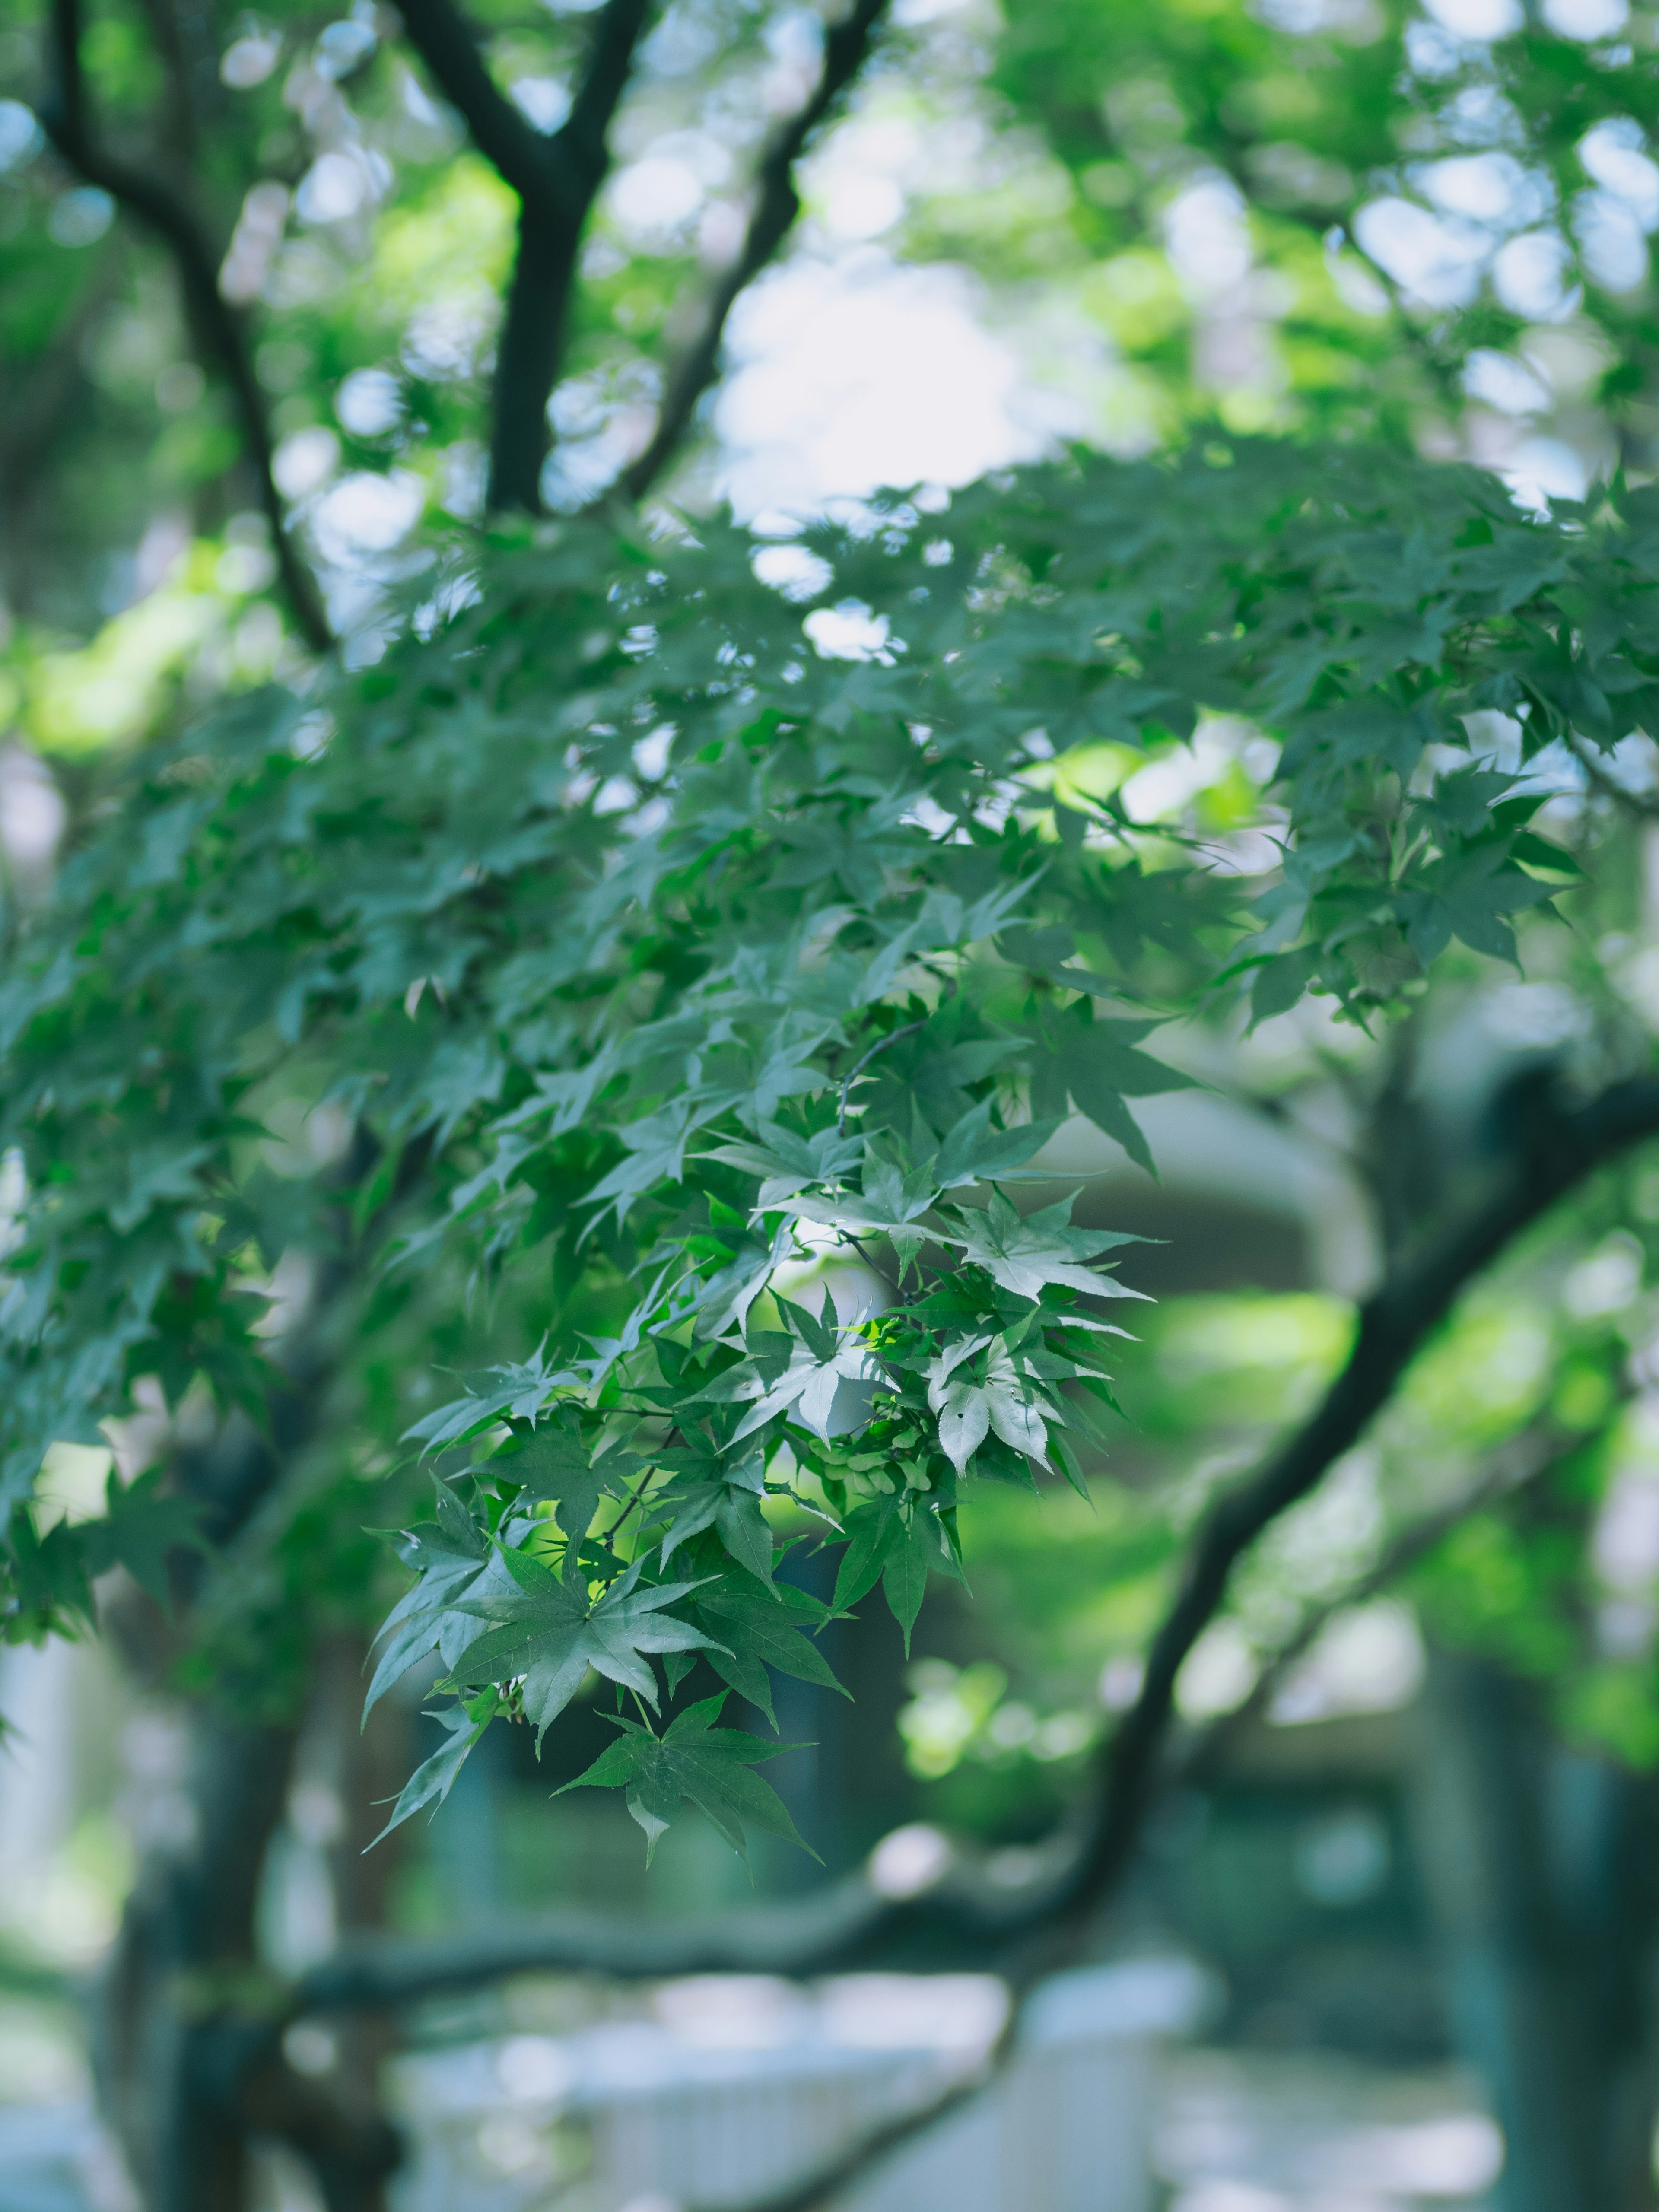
xmin=707 ymin=1395 xmax=1634 ymax=2212
xmin=395 ymin=0 xmax=575 ymax=209
xmin=287 ymin=1065 xmax=1659 ymax=2035
xmin=703 ymin=2015 xmax=1019 ymax=2212
xmin=37 ymin=0 xmax=331 ymax=654
xmin=618 ymin=0 xmax=892 ymax=502
xmin=1179 ymin=1403 xmax=1601 ymax=1787
xmin=1058 ymin=1067 xmax=1659 ymax=1928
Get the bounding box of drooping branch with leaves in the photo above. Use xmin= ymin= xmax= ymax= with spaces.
xmin=8 ymin=438 xmax=1653 ymax=1819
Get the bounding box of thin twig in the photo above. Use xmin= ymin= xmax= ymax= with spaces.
xmin=36 ymin=0 xmax=331 ymax=652
xmin=618 ymin=0 xmax=892 ymax=501
xmin=837 ymin=1018 xmax=926 ymax=1134
xmin=1564 ymin=727 xmax=1659 ymax=821
xmin=604 ymin=1460 xmax=659 ymax=1544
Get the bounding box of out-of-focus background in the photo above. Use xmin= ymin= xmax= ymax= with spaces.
xmin=7 ymin=0 xmax=1659 ymax=2203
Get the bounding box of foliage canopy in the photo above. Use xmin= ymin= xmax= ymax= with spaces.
xmin=3 ymin=435 xmax=1643 ymax=1854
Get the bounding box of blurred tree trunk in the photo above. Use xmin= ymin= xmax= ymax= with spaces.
xmin=96 ymin=1714 xmax=297 ymax=2211
xmin=95 ymin=1689 xmax=406 ymax=2212
xmin=1413 ymin=1649 xmax=1659 ymax=2212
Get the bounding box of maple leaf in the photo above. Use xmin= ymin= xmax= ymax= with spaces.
xmin=556 ymin=1692 xmax=817 ymax=1865
xmin=403 ymin=1345 xmax=573 ymax=1453
xmin=930 ymin=1100 xmax=1063 ymax=1189
xmin=1027 ymin=1001 xmax=1202 ymax=1176
xmin=937 ymin=1188 xmax=1148 ymax=1303
xmin=830 ymin=1493 xmax=948 ymax=1654
xmin=696 ymin=1121 xmax=865 ymax=1208
xmin=730 ymin=1290 xmax=885 ymax=1441
xmin=80 ymin=1466 xmax=207 ymax=1607
xmin=368 ymin=1694 xmax=497 ymax=1847
xmin=797 ymin=1151 xmax=940 ymax=1278
xmin=485 ymin=1411 xmax=639 ymax=1564
xmin=926 ymin=1334 xmax=1056 ymax=1474
xmin=363 ymin=1477 xmax=498 ymax=1716
xmin=1396 ymin=839 xmax=1555 ymax=967
xmin=681 ymin=1214 xmax=797 ymax=1343
xmin=579 ymin=1109 xmax=694 ymax=1229
xmin=690 ymin=1575 xmax=848 ymax=1726
xmin=454 ymin=1549 xmax=723 ymax=1743
xmin=652 ymin=1440 xmax=777 ymax=1587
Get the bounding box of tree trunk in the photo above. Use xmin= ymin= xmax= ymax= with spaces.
xmin=1411 ymin=1649 xmax=1659 ymax=2212
xmin=96 ymin=1691 xmax=405 ymax=2212
xmin=97 ymin=1716 xmax=296 ymax=2211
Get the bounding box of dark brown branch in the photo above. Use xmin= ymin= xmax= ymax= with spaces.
xmin=702 ymin=2015 xmax=1019 ymax=2212
xmin=397 ymin=0 xmax=651 ymax=511
xmin=619 ymin=0 xmax=892 ymax=502
xmin=36 ymin=0 xmax=331 ymax=653
xmin=1181 ymin=1405 xmax=1598 ymax=1786
xmin=1055 ymin=1068 xmax=1659 ymax=1933
xmin=395 ymin=0 xmax=565 ymax=205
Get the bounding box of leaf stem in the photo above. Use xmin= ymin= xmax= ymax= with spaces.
xmin=836 ymin=1020 xmax=928 ymax=1135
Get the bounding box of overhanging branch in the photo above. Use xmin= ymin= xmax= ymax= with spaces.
xmin=37 ymin=0 xmax=331 ymax=654
xmin=1055 ymin=1068 xmax=1659 ymax=1931
xmin=1178 ymin=1403 xmax=1603 ymax=1788
xmin=286 ymin=1065 xmax=1659 ymax=2034
xmin=619 ymin=0 xmax=892 ymax=502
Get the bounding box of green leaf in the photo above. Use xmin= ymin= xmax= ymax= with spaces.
xmin=932 ymin=1101 xmax=1063 ymax=1189
xmin=488 ymin=1412 xmax=614 ymax=1560
xmin=693 ymin=1574 xmax=848 ymax=1726
xmin=81 ymin=1467 xmax=207 ymax=1607
xmin=454 ymin=1548 xmax=724 ymax=1744
xmin=882 ymin=1515 xmax=935 ymax=1657
xmin=938 ymin=1188 xmax=1147 ymax=1303
xmin=557 ymin=1692 xmax=817 ymax=1866
xmin=363 ymin=1477 xmax=495 ymax=1717
xmin=696 ymin=1123 xmax=866 ymax=1208
xmin=730 ymin=1305 xmax=884 ymax=1442
xmin=1036 ymin=1003 xmax=1201 ymax=1176
xmin=367 ymin=1698 xmax=495 ymax=1849
xmin=832 ymin=1495 xmax=906 ymax=1612
xmin=403 ymin=1348 xmax=574 ymax=1453
xmin=654 ymin=1442 xmax=776 ymax=1587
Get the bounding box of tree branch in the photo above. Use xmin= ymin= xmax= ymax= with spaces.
xmin=1563 ymin=727 xmax=1659 ymax=821
xmin=283 ymin=1065 xmax=1659 ymax=2038
xmin=397 ymin=0 xmax=652 ymax=512
xmin=1054 ymin=1068 xmax=1659 ymax=1933
xmin=36 ymin=0 xmax=331 ymax=654
xmin=618 ymin=0 xmax=892 ymax=503
xmin=1179 ymin=1403 xmax=1605 ymax=1786
xmin=394 ymin=0 xmax=585 ymax=209
xmin=701 ymin=1397 xmax=1634 ymax=2212
xmin=702 ymin=2016 xmax=1019 ymax=2212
